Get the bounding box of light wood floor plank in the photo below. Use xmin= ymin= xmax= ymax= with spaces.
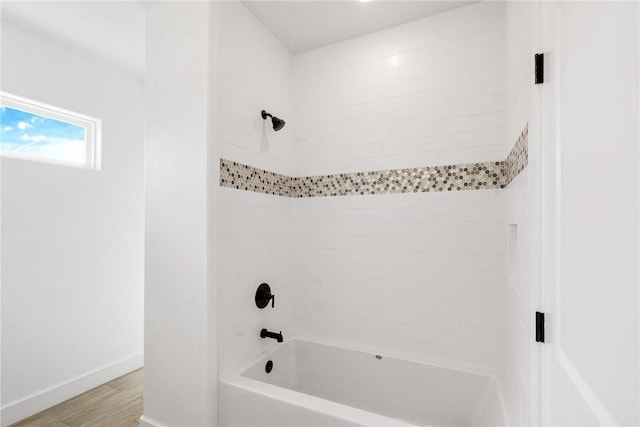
xmin=82 ymin=398 xmax=143 ymax=427
xmin=10 ymin=369 xmax=143 ymax=427
xmin=62 ymin=388 xmax=142 ymax=427
xmin=106 ymin=369 xmax=143 ymax=392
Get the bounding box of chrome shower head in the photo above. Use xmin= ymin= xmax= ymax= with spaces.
xmin=261 ymin=110 xmax=286 ymax=131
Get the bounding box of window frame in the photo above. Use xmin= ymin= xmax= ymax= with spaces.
xmin=0 ymin=92 xmax=102 ymax=170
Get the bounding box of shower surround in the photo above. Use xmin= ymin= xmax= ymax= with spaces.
xmin=217 ymin=1 xmax=525 ymax=424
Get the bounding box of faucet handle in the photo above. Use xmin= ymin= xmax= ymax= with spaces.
xmin=255 ymin=283 xmax=275 ymax=309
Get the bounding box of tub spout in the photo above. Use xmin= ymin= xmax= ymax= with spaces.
xmin=260 ymin=328 xmax=283 ymax=343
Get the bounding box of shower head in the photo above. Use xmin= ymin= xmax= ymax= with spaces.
xmin=261 ymin=110 xmax=286 ymax=131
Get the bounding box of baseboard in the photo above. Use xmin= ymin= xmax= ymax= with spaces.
xmin=0 ymin=352 xmax=143 ymax=427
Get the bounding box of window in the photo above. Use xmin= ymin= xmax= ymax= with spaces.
xmin=0 ymin=92 xmax=101 ymax=169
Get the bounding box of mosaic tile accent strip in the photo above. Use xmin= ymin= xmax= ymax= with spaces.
xmin=221 ymin=160 xmax=506 ymax=197
xmin=220 ymin=125 xmax=528 ymax=198
xmin=290 ymin=162 xmax=505 ymax=197
xmin=220 ymin=159 xmax=290 ymax=197
xmin=503 ymin=125 xmax=529 ymax=186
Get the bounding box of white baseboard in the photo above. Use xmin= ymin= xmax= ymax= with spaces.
xmin=1 ymin=352 xmax=143 ymax=427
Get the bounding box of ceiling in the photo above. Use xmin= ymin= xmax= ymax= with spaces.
xmin=242 ymin=1 xmax=476 ymax=53
xmin=1 ymin=1 xmax=476 ymax=76
xmin=1 ymin=1 xmax=146 ymax=76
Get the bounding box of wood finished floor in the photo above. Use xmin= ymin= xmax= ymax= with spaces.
xmin=11 ymin=369 xmax=143 ymax=427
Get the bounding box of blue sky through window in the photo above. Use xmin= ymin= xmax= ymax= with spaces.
xmin=0 ymin=105 xmax=86 ymax=164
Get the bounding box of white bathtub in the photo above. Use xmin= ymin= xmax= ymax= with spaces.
xmin=220 ymin=339 xmax=504 ymax=427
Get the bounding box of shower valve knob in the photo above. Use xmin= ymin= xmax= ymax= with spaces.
xmin=255 ymin=283 xmax=275 ymax=309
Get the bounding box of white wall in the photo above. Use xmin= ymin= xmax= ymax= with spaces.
xmin=143 ymin=3 xmax=217 ymax=426
xmin=0 ymin=17 xmax=144 ymax=425
xmin=293 ymin=1 xmax=506 ymax=176
xmin=290 ymin=2 xmax=508 ymax=375
xmin=542 ymin=2 xmax=639 ymax=424
xmin=217 ymin=2 xmax=296 ymax=376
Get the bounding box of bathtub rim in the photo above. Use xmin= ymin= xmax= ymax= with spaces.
xmin=220 ymin=375 xmax=418 ymax=427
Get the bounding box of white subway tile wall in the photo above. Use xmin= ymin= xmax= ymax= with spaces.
xmin=217 ymin=2 xmax=295 ymax=375
xmin=218 ymin=188 xmax=296 ymax=375
xmin=293 ymin=2 xmax=506 ymax=176
xmin=218 ymin=3 xmax=293 ymax=176
xmin=502 ymin=1 xmax=534 ymax=425
xmin=292 ymin=189 xmax=507 ymax=374
xmin=218 ymin=1 xmax=513 ymax=381
xmin=289 ymin=1 xmax=509 ymax=375
xmin=504 ymin=171 xmax=531 ymax=425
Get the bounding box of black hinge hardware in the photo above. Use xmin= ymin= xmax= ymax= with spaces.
xmin=535 ymin=53 xmax=544 ymax=84
xmin=536 ymin=311 xmax=545 ymax=343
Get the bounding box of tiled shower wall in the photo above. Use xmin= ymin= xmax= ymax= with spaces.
xmin=218 ymin=1 xmax=293 ymax=175
xmin=293 ymin=1 xmax=507 ymax=175
xmin=218 ymin=188 xmax=295 ymax=375
xmin=217 ymin=2 xmax=296 ymax=375
xmin=503 ymin=2 xmax=534 ymax=425
xmin=217 ymin=0 xmax=516 ymax=378
xmin=290 ymin=1 xmax=509 ymax=374
xmin=292 ymin=190 xmax=507 ymax=372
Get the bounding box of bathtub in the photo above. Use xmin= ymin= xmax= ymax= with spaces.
xmin=220 ymin=339 xmax=504 ymax=427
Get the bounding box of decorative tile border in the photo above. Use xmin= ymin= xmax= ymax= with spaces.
xmin=290 ymin=162 xmax=505 ymax=197
xmin=503 ymin=125 xmax=528 ymax=186
xmin=220 ymin=125 xmax=528 ymax=198
xmin=219 ymin=160 xmax=291 ymax=197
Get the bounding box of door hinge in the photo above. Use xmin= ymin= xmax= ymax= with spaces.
xmin=536 ymin=311 xmax=545 ymax=343
xmin=535 ymin=53 xmax=544 ymax=84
